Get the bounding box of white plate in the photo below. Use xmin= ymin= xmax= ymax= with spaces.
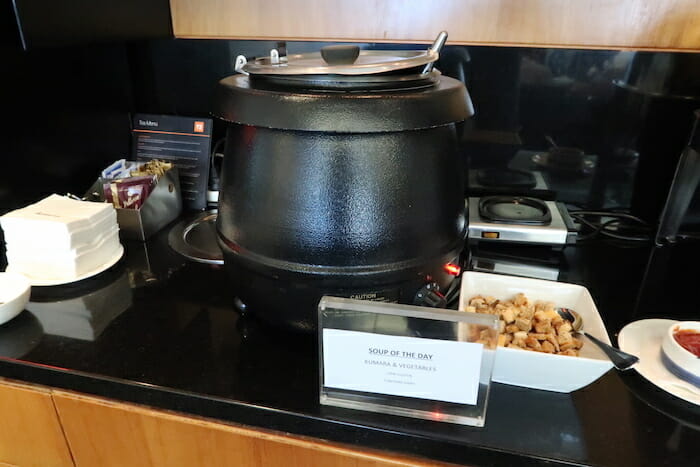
xmin=618 ymin=319 xmax=700 ymax=406
xmin=8 ymin=245 xmax=124 ymax=287
xmin=459 ymin=272 xmax=614 ymax=393
xmin=0 ymin=272 xmax=31 ymax=325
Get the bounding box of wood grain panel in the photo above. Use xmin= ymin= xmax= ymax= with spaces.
xmin=170 ymin=0 xmax=700 ymax=51
xmin=0 ymin=379 xmax=74 ymax=467
xmin=53 ymin=390 xmax=453 ymax=467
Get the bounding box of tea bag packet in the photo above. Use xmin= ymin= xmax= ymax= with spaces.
xmin=103 ymin=175 xmax=156 ymax=210
xmin=101 ymin=159 xmax=141 ymax=180
xmin=130 ymin=159 xmax=173 ymax=179
xmin=101 ymin=159 xmax=173 ymax=210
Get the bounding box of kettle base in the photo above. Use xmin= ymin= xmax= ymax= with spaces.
xmin=221 ymin=250 xmax=461 ymax=333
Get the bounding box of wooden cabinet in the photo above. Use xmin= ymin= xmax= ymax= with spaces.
xmin=170 ymin=0 xmax=700 ymax=51
xmin=10 ymin=0 xmax=700 ymax=51
xmin=0 ymin=379 xmax=73 ymax=467
xmin=0 ymin=379 xmax=448 ymax=467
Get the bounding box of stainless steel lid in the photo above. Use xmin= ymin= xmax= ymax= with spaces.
xmin=237 ymin=31 xmax=448 ymax=77
xmin=243 ymin=49 xmax=439 ymax=76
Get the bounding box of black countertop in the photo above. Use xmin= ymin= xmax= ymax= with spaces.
xmin=1 ymin=231 xmax=699 ymax=467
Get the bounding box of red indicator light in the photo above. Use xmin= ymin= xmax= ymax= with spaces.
xmin=444 ymin=263 xmax=461 ymax=276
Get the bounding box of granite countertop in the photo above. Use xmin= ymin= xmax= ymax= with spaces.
xmin=1 ymin=229 xmax=699 ymax=467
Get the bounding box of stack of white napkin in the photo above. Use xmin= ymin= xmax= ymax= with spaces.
xmin=1 ymin=195 xmax=122 ymax=283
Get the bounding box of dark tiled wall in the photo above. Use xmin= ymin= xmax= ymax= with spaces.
xmin=1 ymin=38 xmax=699 ymax=226
xmin=1 ymin=41 xmax=133 ymax=208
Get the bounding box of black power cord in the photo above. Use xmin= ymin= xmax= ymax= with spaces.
xmin=207 ymin=139 xmax=226 ymax=206
xmin=568 ymin=209 xmax=653 ymax=243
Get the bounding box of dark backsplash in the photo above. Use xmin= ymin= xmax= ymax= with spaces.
xmin=1 ymin=38 xmax=699 ymax=226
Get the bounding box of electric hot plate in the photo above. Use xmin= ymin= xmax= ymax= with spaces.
xmin=468 ymin=196 xmax=577 ymax=248
xmin=479 ymin=196 xmax=552 ymax=225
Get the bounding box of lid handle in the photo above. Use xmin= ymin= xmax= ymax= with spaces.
xmin=422 ymin=31 xmax=448 ymax=74
xmin=320 ymin=45 xmax=360 ymax=65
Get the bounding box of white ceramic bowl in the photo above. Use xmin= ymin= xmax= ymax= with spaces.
xmin=459 ymin=271 xmax=614 ymax=393
xmin=662 ymin=321 xmax=700 ymax=379
xmin=0 ymin=272 xmax=31 ymax=325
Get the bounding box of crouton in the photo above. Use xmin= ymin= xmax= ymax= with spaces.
xmin=464 ymin=293 xmax=583 ymax=357
xmin=515 ymin=317 xmax=532 ymax=332
xmin=501 ymin=307 xmax=516 ymax=324
xmin=506 ymin=324 xmax=521 ymax=334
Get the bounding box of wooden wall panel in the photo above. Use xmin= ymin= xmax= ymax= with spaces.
xmin=169 ymin=0 xmax=700 ymax=51
xmin=53 ymin=390 xmax=452 ymax=467
xmin=0 ymin=379 xmax=74 ymax=467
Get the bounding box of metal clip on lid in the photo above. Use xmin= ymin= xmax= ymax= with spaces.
xmin=234 ymin=55 xmax=248 ymax=75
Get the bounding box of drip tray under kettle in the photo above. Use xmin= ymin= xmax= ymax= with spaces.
xmin=168 ymin=210 xmax=223 ymax=265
